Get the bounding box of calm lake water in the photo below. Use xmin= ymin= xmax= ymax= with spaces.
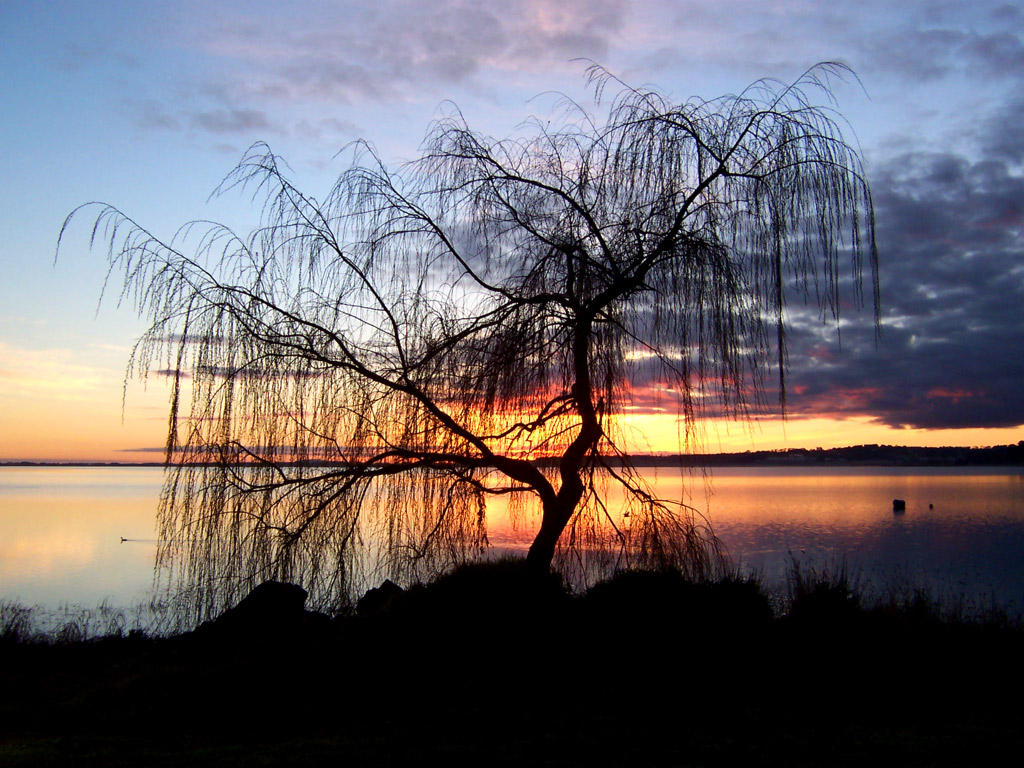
xmin=2 ymin=465 xmax=1023 ymax=618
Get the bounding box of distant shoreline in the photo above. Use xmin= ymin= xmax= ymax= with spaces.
xmin=3 ymin=442 xmax=1022 ymax=468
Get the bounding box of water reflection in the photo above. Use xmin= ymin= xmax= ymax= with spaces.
xmin=0 ymin=467 xmax=163 ymax=606
xmin=485 ymin=467 xmax=1024 ymax=607
xmin=1 ymin=466 xmax=1022 ymax=615
xmin=693 ymin=467 xmax=1024 ymax=605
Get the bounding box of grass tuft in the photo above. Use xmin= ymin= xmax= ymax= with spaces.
xmin=785 ymin=552 xmax=862 ymax=623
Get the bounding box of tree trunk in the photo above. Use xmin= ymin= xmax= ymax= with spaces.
xmin=524 ymin=483 xmax=582 ymax=573
xmin=525 ymin=519 xmax=563 ymax=573
xmin=524 ymin=313 xmax=596 ymax=574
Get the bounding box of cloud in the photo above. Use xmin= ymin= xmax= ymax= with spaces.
xmin=960 ymin=29 xmax=1024 ymax=76
xmin=294 ymin=117 xmax=361 ymax=143
xmin=862 ymin=28 xmax=967 ymax=81
xmin=189 ymin=107 xmax=272 ymax=134
xmin=129 ymin=97 xmax=275 ymax=140
xmin=777 ymin=148 xmax=1024 ymax=430
xmin=108 ymin=0 xmax=622 ymax=151
xmin=981 ymin=94 xmax=1024 ymax=164
xmin=0 ymin=342 xmax=116 ymax=401
xmin=42 ymin=0 xmax=1024 ymax=438
xmin=149 ymin=365 xmax=326 ymax=381
xmin=125 ymin=98 xmax=180 ymax=131
xmin=612 ymin=93 xmax=1024 ymax=433
xmin=198 ymin=0 xmax=620 ymax=88
xmin=146 ymin=0 xmax=626 ymax=129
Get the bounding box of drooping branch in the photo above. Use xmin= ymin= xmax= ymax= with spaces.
xmin=62 ymin=63 xmax=878 ymax=617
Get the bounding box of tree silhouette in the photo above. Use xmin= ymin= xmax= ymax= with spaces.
xmin=63 ymin=63 xmax=877 ymax=617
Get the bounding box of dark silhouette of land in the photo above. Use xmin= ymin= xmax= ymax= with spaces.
xmin=2 ymin=563 xmax=1022 ymax=766
xmin=635 ymin=441 xmax=1024 ymax=467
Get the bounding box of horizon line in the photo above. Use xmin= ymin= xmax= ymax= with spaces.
xmin=2 ymin=442 xmax=1022 ymax=468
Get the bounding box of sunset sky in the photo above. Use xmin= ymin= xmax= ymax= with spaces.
xmin=1 ymin=0 xmax=1022 ymax=462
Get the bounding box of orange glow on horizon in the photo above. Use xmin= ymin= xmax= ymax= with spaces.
xmin=619 ymin=413 xmax=1023 ymax=454
xmin=0 ymin=363 xmax=174 ymax=464
xmin=2 ymin=400 xmax=1020 ymax=465
xmin=1 ymin=350 xmax=1020 ymax=463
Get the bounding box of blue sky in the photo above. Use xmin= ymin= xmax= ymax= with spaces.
xmin=2 ymin=0 xmax=1022 ymax=460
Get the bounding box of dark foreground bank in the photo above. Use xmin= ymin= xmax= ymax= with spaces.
xmin=2 ymin=562 xmax=1022 ymax=767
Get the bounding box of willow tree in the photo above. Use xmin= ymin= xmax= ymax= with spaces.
xmin=63 ymin=63 xmax=877 ymax=617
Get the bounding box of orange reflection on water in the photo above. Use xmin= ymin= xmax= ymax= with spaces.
xmin=0 ymin=467 xmax=163 ymax=605
xmin=2 ymin=465 xmax=1021 ymax=611
xmin=699 ymin=467 xmax=1024 ymax=524
xmin=481 ymin=466 xmax=1024 ymax=589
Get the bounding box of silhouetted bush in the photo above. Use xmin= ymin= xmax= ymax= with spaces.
xmin=785 ymin=554 xmax=863 ymax=625
xmin=581 ymin=568 xmax=773 ymax=639
xmin=399 ymin=557 xmax=571 ymax=626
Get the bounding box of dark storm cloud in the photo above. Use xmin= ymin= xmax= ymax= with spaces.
xmin=960 ymin=30 xmax=1024 ymax=76
xmin=621 ymin=126 xmax=1024 ymax=432
xmin=779 ymin=149 xmax=1024 ymax=430
xmin=860 ymin=26 xmax=1023 ymax=83
xmin=862 ymin=28 xmax=967 ymax=81
xmin=981 ymin=94 xmax=1024 ymax=163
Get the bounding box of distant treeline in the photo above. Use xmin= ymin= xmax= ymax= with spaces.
xmin=624 ymin=442 xmax=1024 ymax=467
